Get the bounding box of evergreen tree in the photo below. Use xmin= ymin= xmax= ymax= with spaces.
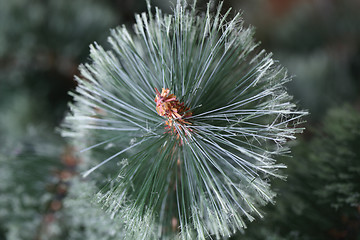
xmin=2 ymin=0 xmax=359 ymax=239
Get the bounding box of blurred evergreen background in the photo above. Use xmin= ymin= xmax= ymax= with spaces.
xmin=0 ymin=0 xmax=359 ymax=239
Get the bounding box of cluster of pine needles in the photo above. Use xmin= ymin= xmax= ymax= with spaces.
xmin=62 ymin=0 xmax=307 ymax=239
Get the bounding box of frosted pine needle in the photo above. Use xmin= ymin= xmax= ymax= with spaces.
xmin=62 ymin=0 xmax=307 ymax=239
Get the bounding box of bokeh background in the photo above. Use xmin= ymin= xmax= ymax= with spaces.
xmin=0 ymin=0 xmax=359 ymax=239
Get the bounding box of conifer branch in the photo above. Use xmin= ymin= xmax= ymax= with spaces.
xmin=62 ymin=1 xmax=307 ymax=239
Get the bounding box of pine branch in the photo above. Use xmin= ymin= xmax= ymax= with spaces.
xmin=62 ymin=1 xmax=307 ymax=239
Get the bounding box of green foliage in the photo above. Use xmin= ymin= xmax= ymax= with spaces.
xmin=260 ymin=0 xmax=360 ymax=120
xmin=0 ymin=1 xmax=118 ymax=239
xmin=0 ymin=0 xmax=118 ymax=125
xmin=239 ymin=105 xmax=360 ymax=240
xmin=0 ymin=128 xmax=64 ymax=240
xmin=62 ymin=1 xmax=306 ymax=239
xmin=312 ymin=105 xmax=360 ymax=209
xmin=62 ymin=178 xmax=126 ymax=240
xmin=0 ymin=0 xmax=117 ymax=60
